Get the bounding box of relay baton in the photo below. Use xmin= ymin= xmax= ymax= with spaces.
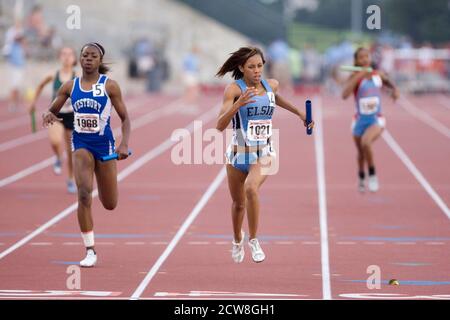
xmin=340 ymin=65 xmax=373 ymax=73
xmin=100 ymin=150 xmax=132 ymax=162
xmin=31 ymin=110 xmax=36 ymax=133
xmin=306 ymin=100 xmax=313 ymax=135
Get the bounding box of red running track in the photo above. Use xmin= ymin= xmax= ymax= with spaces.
xmin=0 ymin=92 xmax=449 ymax=300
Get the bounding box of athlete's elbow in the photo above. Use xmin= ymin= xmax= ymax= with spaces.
xmin=215 ymin=120 xmax=226 ymax=132
xmin=216 ymin=123 xmax=225 ymax=132
xmin=341 ymin=91 xmax=349 ymax=100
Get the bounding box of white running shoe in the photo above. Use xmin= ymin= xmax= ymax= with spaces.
xmin=80 ymin=249 xmax=97 ymax=268
xmin=248 ymin=238 xmax=265 ymax=263
xmin=368 ymin=175 xmax=379 ymax=192
xmin=53 ymin=159 xmax=62 ymax=175
xmin=358 ymin=178 xmax=365 ymax=193
xmin=231 ymin=231 xmax=245 ymax=263
xmin=67 ymin=179 xmax=77 ymax=194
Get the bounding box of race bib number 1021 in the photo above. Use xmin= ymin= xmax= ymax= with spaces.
xmin=248 ymin=119 xmax=272 ymax=142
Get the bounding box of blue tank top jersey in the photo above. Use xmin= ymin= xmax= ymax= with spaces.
xmin=232 ymin=79 xmax=276 ymax=147
xmin=70 ymin=74 xmax=113 ymax=142
xmin=354 ymin=72 xmax=383 ymax=118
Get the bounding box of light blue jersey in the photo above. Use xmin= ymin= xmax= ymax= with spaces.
xmin=226 ymin=78 xmax=276 ymax=174
xmin=231 ymin=78 xmax=275 ymax=147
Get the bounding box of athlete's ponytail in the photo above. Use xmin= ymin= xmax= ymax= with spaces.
xmin=81 ymin=42 xmax=111 ymax=74
xmin=216 ymin=47 xmax=265 ymax=80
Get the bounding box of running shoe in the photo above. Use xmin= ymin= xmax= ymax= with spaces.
xmin=53 ymin=158 xmax=62 ymax=175
xmin=248 ymin=238 xmax=265 ymax=263
xmin=231 ymin=230 xmax=245 ymax=263
xmin=368 ymin=175 xmax=379 ymax=192
xmin=358 ymin=177 xmax=365 ymax=193
xmin=67 ymin=179 xmax=77 ymax=194
xmin=80 ymin=249 xmax=97 ymax=268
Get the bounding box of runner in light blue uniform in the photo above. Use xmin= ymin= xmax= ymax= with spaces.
xmin=226 ymin=78 xmax=276 ymax=174
xmin=71 ymin=73 xmax=115 ymax=160
xmin=216 ymin=47 xmax=314 ymax=264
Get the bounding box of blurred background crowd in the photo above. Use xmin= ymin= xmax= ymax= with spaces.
xmin=0 ymin=0 xmax=449 ymax=111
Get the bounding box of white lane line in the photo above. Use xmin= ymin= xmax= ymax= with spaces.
xmin=364 ymin=242 xmax=385 ymax=245
xmin=336 ymin=241 xmax=356 ymax=245
xmin=150 ymin=242 xmax=169 ymax=245
xmin=0 ymin=98 xmax=186 ymax=188
xmin=29 ymin=242 xmax=53 ymax=246
xmin=214 ymin=241 xmax=229 ymax=245
xmin=153 ymin=291 xmax=306 ymax=298
xmin=0 ymin=130 xmax=48 ymax=152
xmin=0 ymin=116 xmax=33 ymax=131
xmin=399 ymin=97 xmax=450 ymax=139
xmin=0 ymin=97 xmax=143 ymax=132
xmin=383 ymin=130 xmax=450 ymax=220
xmin=301 ymin=241 xmax=320 ymax=245
xmin=313 ymin=96 xmax=332 ymax=300
xmin=62 ymin=242 xmax=82 ymax=246
xmin=0 ymin=106 xmax=218 ymax=261
xmin=436 ymin=94 xmax=450 ymax=111
xmin=125 ymin=242 xmax=146 ymax=245
xmin=187 ymin=241 xmax=210 ymax=245
xmin=0 ymin=157 xmax=55 ymax=188
xmin=275 ymin=241 xmax=294 ymax=245
xmin=0 ymin=97 xmax=144 ymax=148
xmin=394 ymin=242 xmax=416 ymax=245
xmin=130 ymin=167 xmax=227 ymax=300
xmin=425 ymin=242 xmax=445 ymax=245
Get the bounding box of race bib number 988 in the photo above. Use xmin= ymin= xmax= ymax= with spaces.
xmin=74 ymin=113 xmax=100 ymax=133
xmin=248 ymin=119 xmax=272 ymax=142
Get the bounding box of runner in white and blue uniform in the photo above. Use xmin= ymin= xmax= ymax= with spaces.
xmin=342 ymin=47 xmax=399 ymax=193
xmin=71 ymin=73 xmax=115 ymax=159
xmin=216 ymin=47 xmax=314 ymax=264
xmin=226 ymin=77 xmax=276 ymax=174
xmin=43 ymin=42 xmax=131 ymax=268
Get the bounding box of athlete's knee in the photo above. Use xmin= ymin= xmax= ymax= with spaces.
xmin=357 ymin=151 xmax=364 ymax=160
xmin=232 ymin=200 xmax=245 ymax=212
xmin=78 ymin=187 xmax=92 ymax=207
xmin=244 ymin=182 xmax=258 ymax=200
xmin=102 ymin=198 xmax=117 ymax=211
xmin=361 ymin=139 xmax=372 ymax=150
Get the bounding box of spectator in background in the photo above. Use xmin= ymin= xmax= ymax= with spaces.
xmin=302 ymin=43 xmax=321 ymax=84
xmin=288 ymin=46 xmax=302 ymax=88
xmin=380 ymin=44 xmax=395 ymax=75
xmin=267 ymin=38 xmax=293 ymax=94
xmin=181 ymin=46 xmax=200 ymax=105
xmin=2 ymin=20 xmax=27 ymax=112
xmin=25 ymin=4 xmax=48 ymax=41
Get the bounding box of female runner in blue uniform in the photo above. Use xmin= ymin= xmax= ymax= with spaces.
xmin=342 ymin=47 xmax=399 ymax=192
xmin=43 ymin=43 xmax=131 ymax=267
xmin=216 ymin=47 xmax=314 ymax=263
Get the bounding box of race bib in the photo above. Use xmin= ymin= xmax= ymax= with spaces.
xmin=247 ymin=119 xmax=272 ymax=142
xmin=92 ymin=83 xmax=105 ymax=97
xmin=359 ymin=96 xmax=380 ymax=115
xmin=74 ymin=113 xmax=100 ymax=133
